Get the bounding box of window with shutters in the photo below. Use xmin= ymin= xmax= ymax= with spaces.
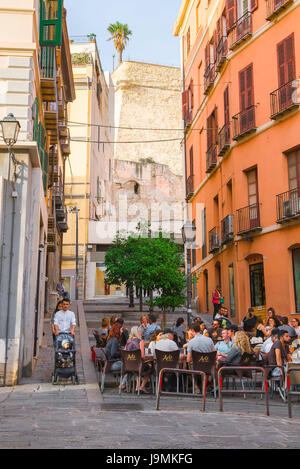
xmin=39 ymin=0 xmax=63 ymax=46
xmin=219 ymin=87 xmax=231 ymax=154
xmin=187 ymin=146 xmax=194 ymax=197
xmin=233 ymin=64 xmax=256 ymax=138
xmin=271 ymin=34 xmax=298 ymax=117
xmin=206 ymin=108 xmax=218 ymax=172
xmin=287 ymin=150 xmax=300 ymax=191
xmin=266 ymin=0 xmax=293 ymax=20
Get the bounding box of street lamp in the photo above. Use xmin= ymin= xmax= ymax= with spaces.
xmin=182 ymin=220 xmax=196 ymax=326
xmin=0 ymin=113 xmax=20 ymax=147
xmin=0 ymin=113 xmax=20 ymax=387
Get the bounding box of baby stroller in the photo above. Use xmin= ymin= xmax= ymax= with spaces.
xmin=52 ymin=333 xmax=79 ymax=385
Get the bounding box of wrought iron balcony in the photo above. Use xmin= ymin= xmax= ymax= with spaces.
xmin=206 ymin=144 xmax=218 ymax=173
xmin=186 ymin=174 xmax=194 ymax=199
xmin=204 ymin=63 xmax=216 ymax=95
xmin=266 ymin=0 xmax=293 ymax=20
xmin=40 ymin=46 xmax=57 ymax=102
xmin=229 ymin=12 xmax=252 ymax=50
xmin=54 ymin=172 xmax=64 ymax=208
xmin=270 ymin=81 xmax=300 ymax=119
xmin=218 ymin=123 xmax=231 ymax=156
xmin=57 ymin=208 xmax=69 ymax=233
xmin=276 ymin=188 xmax=300 ymax=223
xmin=209 ymin=227 xmax=221 ymax=253
xmin=221 ymin=214 xmax=234 ymax=244
xmin=237 ymin=203 xmax=261 ymax=234
xmin=216 ymin=37 xmax=228 ymax=72
xmin=232 ymin=105 xmax=256 ymax=140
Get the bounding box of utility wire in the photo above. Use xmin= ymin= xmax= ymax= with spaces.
xmin=70 ymin=137 xmax=183 ymax=144
xmin=68 ymin=120 xmax=220 ymax=132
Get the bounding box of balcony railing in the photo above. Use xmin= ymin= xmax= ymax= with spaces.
xmin=221 ymin=214 xmax=234 ymax=244
xmin=276 ymin=188 xmax=300 ymax=222
xmin=232 ymin=105 xmax=256 ymax=140
xmin=209 ymin=227 xmax=221 ymax=253
xmin=266 ymin=0 xmax=293 ymax=20
xmin=229 ymin=12 xmax=252 ymax=50
xmin=206 ymin=144 xmax=218 ymax=173
xmin=204 ymin=63 xmax=216 ymax=95
xmin=218 ymin=123 xmax=231 ymax=156
xmin=216 ymin=37 xmax=228 ymax=72
xmin=270 ymin=81 xmax=300 ymax=119
xmin=186 ymin=174 xmax=194 ymax=199
xmin=237 ymin=203 xmax=261 ymax=234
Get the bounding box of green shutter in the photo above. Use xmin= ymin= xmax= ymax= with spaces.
xmin=39 ymin=0 xmax=63 ymax=46
xmin=42 ymin=150 xmax=49 ymax=195
xmin=33 ymin=98 xmax=39 ymax=142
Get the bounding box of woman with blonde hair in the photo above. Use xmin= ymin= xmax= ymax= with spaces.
xmin=224 ymin=330 xmax=251 ymax=365
xmin=123 ymin=326 xmax=152 ymax=393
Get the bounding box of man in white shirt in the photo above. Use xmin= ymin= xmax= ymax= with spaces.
xmin=187 ymin=323 xmax=215 ymax=364
xmin=54 ymin=299 xmax=76 ymax=336
xmin=155 ymin=329 xmax=179 ymax=353
xmin=260 ymin=328 xmax=279 ymax=354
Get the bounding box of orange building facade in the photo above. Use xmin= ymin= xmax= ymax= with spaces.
xmin=174 ymin=0 xmax=300 ymax=323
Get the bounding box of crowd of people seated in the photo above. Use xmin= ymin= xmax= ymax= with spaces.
xmin=93 ymin=306 xmax=300 ymax=394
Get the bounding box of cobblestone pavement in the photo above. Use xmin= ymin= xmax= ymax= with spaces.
xmin=0 ymin=303 xmax=299 ymax=449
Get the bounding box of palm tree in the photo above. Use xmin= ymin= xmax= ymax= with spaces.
xmin=107 ymin=22 xmax=132 ymax=66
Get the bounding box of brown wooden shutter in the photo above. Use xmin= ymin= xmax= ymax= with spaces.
xmin=226 ymin=0 xmax=237 ymax=32
xmin=189 ymin=146 xmax=194 ymax=177
xmin=205 ymin=42 xmax=210 ymax=69
xmin=190 ymin=79 xmax=194 ymax=110
xmin=214 ymin=107 xmax=218 ymax=145
xmin=239 ymin=69 xmax=246 ymax=111
xmin=277 ymin=34 xmax=295 ymax=86
xmin=246 ymin=64 xmax=254 ymax=108
xmin=213 ymin=30 xmax=218 ymax=64
xmin=207 ymin=116 xmax=212 ymax=149
xmin=224 ymin=86 xmax=230 ymax=141
xmin=182 ymin=90 xmax=188 ymax=120
xmin=217 ymin=17 xmax=222 ymax=44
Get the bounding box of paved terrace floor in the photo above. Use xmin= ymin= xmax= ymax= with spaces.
xmin=0 ymin=300 xmax=299 ymax=449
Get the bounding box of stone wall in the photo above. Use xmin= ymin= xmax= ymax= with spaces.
xmin=111 ymin=61 xmax=183 ymax=177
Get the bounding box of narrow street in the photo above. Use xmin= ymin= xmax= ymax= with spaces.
xmin=0 ymin=299 xmax=299 ymax=449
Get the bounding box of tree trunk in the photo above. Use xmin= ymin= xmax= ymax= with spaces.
xmin=118 ymin=49 xmax=123 ymax=65
xmin=129 ymin=284 xmax=134 ymax=308
xmin=139 ymin=288 xmax=143 ymax=312
xmin=149 ymin=289 xmax=153 ymax=313
xmin=161 ymin=307 xmax=166 ymax=331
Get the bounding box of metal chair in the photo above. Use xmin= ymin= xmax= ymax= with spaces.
xmin=119 ymin=349 xmax=143 ymax=395
xmin=191 ymin=351 xmax=217 ymax=399
xmin=95 ymin=348 xmax=121 ymax=393
xmin=155 ymin=349 xmax=180 ymax=395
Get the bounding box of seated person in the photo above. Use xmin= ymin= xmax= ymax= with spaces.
xmin=260 ymin=327 xmax=279 ymax=355
xmin=139 ymin=314 xmax=149 ymax=338
xmin=173 ymin=318 xmax=186 ymax=347
xmin=224 ymin=330 xmax=251 ymax=366
xmin=115 ymin=318 xmax=129 ymax=348
xmin=186 ymin=323 xmax=215 ymax=364
xmin=268 ymin=329 xmax=292 ymax=377
xmin=124 ymin=326 xmax=152 ymax=393
xmin=148 ymin=330 xmax=163 ymax=356
xmin=105 ymin=323 xmax=123 ymax=371
xmin=257 ymin=317 xmax=279 ymax=340
xmin=144 ymin=314 xmax=161 ymax=343
xmin=95 ymin=316 xmax=110 ymax=347
xmin=290 ymin=318 xmax=300 ymax=337
xmin=278 ymin=316 xmax=297 ymax=339
xmin=208 ymin=320 xmax=223 ymax=344
xmin=215 ymin=329 xmax=233 ymax=360
xmin=242 ymin=308 xmax=257 ymax=333
xmin=154 ymin=329 xmax=179 ymax=352
xmin=215 ymin=306 xmax=232 ymax=329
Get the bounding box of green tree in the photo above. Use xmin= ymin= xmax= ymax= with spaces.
xmin=105 ymin=233 xmax=186 ymax=326
xmin=107 ymin=22 xmax=132 ymax=65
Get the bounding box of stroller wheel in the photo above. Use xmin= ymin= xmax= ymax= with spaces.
xmin=72 ymin=375 xmax=76 ymax=385
xmin=75 ymin=374 xmax=79 ymax=385
xmin=52 ymin=373 xmax=57 ymax=385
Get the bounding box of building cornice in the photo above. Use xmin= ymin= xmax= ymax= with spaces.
xmin=0 ymin=141 xmax=40 ymax=168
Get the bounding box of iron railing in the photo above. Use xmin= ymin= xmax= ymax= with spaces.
xmin=266 ymin=0 xmax=293 ymax=19
xmin=232 ymin=105 xmax=256 ymax=139
xmin=237 ymin=203 xmax=261 ymax=234
xmin=206 ymin=144 xmax=218 ymax=172
xmin=276 ymin=188 xmax=300 ymax=222
xmin=216 ymin=36 xmax=228 ymax=71
xmin=270 ymin=81 xmax=299 ymax=119
xmin=229 ymin=12 xmax=252 ymax=49
xmin=204 ymin=63 xmax=216 ymax=95
xmin=221 ymin=214 xmax=234 ymax=244
xmin=209 ymin=227 xmax=221 ymax=253
xmin=218 ymin=123 xmax=231 ymax=155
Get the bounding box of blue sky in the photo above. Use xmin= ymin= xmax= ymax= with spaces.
xmin=64 ymin=0 xmax=182 ymax=72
